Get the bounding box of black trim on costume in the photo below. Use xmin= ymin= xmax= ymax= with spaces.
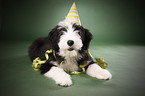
xmin=39 ymin=61 xmax=57 ymax=74
xmin=84 ymin=61 xmax=95 ymax=71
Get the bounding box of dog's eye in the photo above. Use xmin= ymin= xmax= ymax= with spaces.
xmin=59 ymin=31 xmax=64 ymax=35
xmin=74 ymin=27 xmax=80 ymax=31
xmin=73 ymin=23 xmax=80 ymax=31
xmin=60 ymin=28 xmax=67 ymax=32
xmin=77 ymin=32 xmax=80 ymax=35
xmin=74 ymin=30 xmax=80 ymax=35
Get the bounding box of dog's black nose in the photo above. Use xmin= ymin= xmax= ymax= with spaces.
xmin=67 ymin=40 xmax=74 ymax=46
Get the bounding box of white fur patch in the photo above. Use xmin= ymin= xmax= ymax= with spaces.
xmin=44 ymin=67 xmax=72 ymax=86
xmin=59 ymin=50 xmax=81 ymax=72
xmin=86 ymin=64 xmax=112 ymax=80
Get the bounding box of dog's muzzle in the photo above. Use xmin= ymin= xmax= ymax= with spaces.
xmin=67 ymin=40 xmax=74 ymax=51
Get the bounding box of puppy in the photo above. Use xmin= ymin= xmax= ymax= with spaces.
xmin=28 ymin=20 xmax=112 ymax=86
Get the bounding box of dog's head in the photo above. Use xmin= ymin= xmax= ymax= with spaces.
xmin=48 ymin=20 xmax=93 ymax=57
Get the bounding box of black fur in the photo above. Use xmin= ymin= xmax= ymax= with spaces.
xmin=76 ymin=25 xmax=93 ymax=50
xmin=28 ymin=24 xmax=93 ymax=74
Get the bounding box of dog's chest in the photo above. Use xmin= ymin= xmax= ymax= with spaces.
xmin=61 ymin=57 xmax=79 ymax=72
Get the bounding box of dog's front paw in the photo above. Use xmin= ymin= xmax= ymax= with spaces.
xmin=56 ymin=76 xmax=72 ymax=87
xmin=44 ymin=67 xmax=72 ymax=87
xmin=96 ymin=69 xmax=112 ymax=80
xmin=86 ymin=64 xmax=112 ymax=80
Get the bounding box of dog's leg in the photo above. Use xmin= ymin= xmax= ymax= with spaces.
xmin=86 ymin=64 xmax=112 ymax=80
xmin=44 ymin=66 xmax=72 ymax=86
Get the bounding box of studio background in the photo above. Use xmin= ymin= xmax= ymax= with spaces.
xmin=1 ymin=0 xmax=145 ymax=44
xmin=1 ymin=0 xmax=145 ymax=96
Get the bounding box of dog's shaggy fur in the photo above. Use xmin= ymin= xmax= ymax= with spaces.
xmin=29 ymin=20 xmax=112 ymax=86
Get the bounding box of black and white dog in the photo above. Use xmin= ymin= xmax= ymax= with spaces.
xmin=29 ymin=20 xmax=112 ymax=86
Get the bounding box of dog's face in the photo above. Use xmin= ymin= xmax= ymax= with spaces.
xmin=48 ymin=20 xmax=93 ymax=57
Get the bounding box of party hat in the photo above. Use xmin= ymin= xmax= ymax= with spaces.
xmin=65 ymin=2 xmax=81 ymax=25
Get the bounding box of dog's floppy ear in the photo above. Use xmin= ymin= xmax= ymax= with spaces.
xmin=47 ymin=26 xmax=60 ymax=50
xmin=82 ymin=28 xmax=93 ymax=50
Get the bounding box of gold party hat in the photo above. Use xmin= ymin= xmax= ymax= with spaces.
xmin=65 ymin=2 xmax=81 ymax=25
